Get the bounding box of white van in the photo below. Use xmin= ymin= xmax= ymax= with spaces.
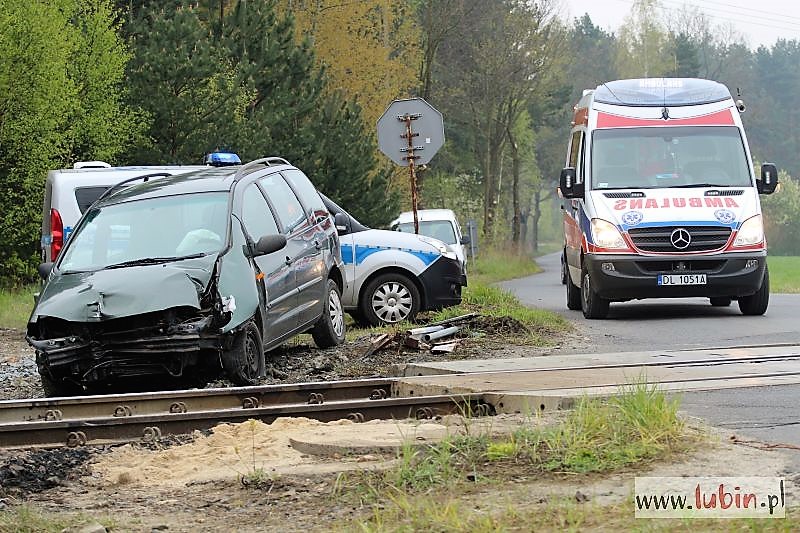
xmin=559 ymin=78 xmax=778 ymax=319
xmin=40 ymin=162 xmax=211 ymax=262
xmin=390 ymin=209 xmax=469 ymax=268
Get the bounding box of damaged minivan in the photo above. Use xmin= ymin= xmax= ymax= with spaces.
xmin=27 ymin=157 xmax=345 ymax=395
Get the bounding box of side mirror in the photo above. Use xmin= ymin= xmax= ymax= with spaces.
xmin=559 ymin=167 xmax=584 ymax=199
xmin=758 ymin=163 xmax=778 ymax=195
xmin=333 ymin=212 xmax=351 ymax=235
xmin=38 ymin=262 xmax=54 ymax=280
xmin=252 ymin=234 xmax=287 ymax=257
xmin=460 ymin=235 xmax=471 ymax=246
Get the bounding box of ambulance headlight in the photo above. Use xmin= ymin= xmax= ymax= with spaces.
xmin=418 ymin=236 xmax=458 ymax=260
xmin=591 ymin=219 xmax=628 ymax=250
xmin=733 ymin=215 xmax=764 ymax=247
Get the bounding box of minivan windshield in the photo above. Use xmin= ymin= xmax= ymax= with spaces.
xmin=58 ymin=192 xmax=229 ymax=272
xmin=591 ymin=126 xmax=752 ymax=190
xmin=394 ymin=221 xmax=457 ymax=245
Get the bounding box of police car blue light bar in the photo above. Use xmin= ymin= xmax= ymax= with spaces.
xmin=204 ymin=152 xmax=241 ymax=166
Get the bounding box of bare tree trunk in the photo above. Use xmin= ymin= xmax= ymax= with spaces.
xmin=507 ymin=126 xmax=521 ymax=245
xmin=531 ymin=189 xmax=541 ymax=252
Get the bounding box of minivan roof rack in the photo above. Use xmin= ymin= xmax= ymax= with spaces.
xmin=92 ymin=172 xmax=174 ymax=206
xmin=233 ymin=157 xmax=291 ymax=180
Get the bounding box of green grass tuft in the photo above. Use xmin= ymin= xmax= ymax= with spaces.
xmin=0 ymin=285 xmax=36 ymax=330
xmin=766 ymin=256 xmax=800 ymax=293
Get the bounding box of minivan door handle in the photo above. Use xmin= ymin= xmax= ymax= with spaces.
xmin=285 ymin=256 xmax=292 ymax=266
xmin=313 ymin=239 xmax=322 ymax=250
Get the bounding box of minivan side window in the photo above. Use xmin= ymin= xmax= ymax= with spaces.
xmin=242 ymin=184 xmax=279 ymax=241
xmin=282 ymin=169 xmax=327 ymax=221
xmin=258 ymin=174 xmax=306 ymax=233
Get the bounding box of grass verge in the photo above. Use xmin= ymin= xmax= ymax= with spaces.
xmin=469 ymin=246 xmax=541 ymax=285
xmin=767 ymin=256 xmax=800 ymax=293
xmin=0 ymin=506 xmax=118 ymax=533
xmin=338 ymin=383 xmax=691 ymax=531
xmin=0 ymin=285 xmax=36 ymax=330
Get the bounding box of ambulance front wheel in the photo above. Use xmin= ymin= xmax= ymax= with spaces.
xmin=581 ymin=267 xmax=609 ymax=319
xmin=738 ymin=266 xmax=769 ymax=316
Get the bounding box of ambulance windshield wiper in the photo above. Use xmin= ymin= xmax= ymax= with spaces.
xmin=669 ymin=183 xmax=726 ymax=188
xmin=104 ymin=253 xmax=207 ymax=270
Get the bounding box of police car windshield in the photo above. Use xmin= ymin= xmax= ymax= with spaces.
xmin=58 ymin=192 xmax=228 ymax=272
xmin=591 ymin=126 xmax=752 ymax=190
xmin=395 ymin=221 xmax=457 ymax=245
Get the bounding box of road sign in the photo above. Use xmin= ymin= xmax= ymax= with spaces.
xmin=377 ymin=98 xmax=444 ymax=166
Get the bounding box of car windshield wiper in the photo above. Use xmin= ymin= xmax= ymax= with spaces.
xmin=104 ymin=253 xmax=207 ymax=270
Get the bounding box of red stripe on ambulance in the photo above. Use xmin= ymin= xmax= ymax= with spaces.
xmin=596 ymin=109 xmax=734 ymax=129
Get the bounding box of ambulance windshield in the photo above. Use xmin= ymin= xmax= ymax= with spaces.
xmin=591 ymin=126 xmax=752 ymax=190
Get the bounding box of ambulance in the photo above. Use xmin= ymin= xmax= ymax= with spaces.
xmin=559 ymin=78 xmax=778 ymax=319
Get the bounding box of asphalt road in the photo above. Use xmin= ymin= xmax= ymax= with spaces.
xmin=500 ymin=252 xmax=800 ymax=460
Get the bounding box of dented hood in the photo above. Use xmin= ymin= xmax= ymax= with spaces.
xmin=31 ymin=257 xmax=216 ymax=323
xmin=590 ymin=187 xmax=759 ymax=231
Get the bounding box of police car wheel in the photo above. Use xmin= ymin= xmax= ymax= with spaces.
xmin=222 ymin=320 xmax=264 ymax=386
xmin=581 ymin=268 xmax=609 ymax=319
xmin=312 ymin=278 xmax=346 ymax=348
xmin=361 ymin=273 xmax=421 ymax=326
xmin=709 ymin=297 xmax=731 ymax=307
xmin=560 ymin=250 xmax=568 ymax=285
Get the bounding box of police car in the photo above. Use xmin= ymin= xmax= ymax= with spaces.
xmin=322 ymin=195 xmax=466 ymax=326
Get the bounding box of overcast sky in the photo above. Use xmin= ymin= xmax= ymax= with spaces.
xmin=560 ymin=0 xmax=800 ymax=48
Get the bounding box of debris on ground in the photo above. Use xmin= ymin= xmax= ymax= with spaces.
xmin=359 ymin=313 xmax=529 ymax=357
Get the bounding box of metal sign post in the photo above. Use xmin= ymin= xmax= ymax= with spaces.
xmin=377 ymin=98 xmax=444 ymax=234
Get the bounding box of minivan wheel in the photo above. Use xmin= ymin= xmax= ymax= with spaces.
xmin=581 ymin=267 xmax=609 ymax=319
xmin=710 ymin=297 xmax=732 ymax=307
xmin=739 ymin=267 xmax=770 ymax=316
xmin=222 ymin=320 xmax=264 ymax=386
xmin=361 ymin=273 xmax=421 ymax=326
xmin=312 ymin=278 xmax=346 ymax=348
xmin=560 ymin=250 xmax=568 ymax=285
xmin=39 ymin=370 xmax=84 ymax=398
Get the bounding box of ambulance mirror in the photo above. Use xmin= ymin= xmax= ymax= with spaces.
xmin=758 ymin=163 xmax=778 ymax=195
xmin=559 ymin=167 xmax=583 ymax=199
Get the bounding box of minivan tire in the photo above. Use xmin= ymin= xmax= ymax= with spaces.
xmin=560 ymin=250 xmax=568 ymax=285
xmin=39 ymin=370 xmax=84 ymax=397
xmin=581 ymin=267 xmax=609 ymax=319
xmin=566 ymin=269 xmax=582 ymax=311
xmin=738 ymin=267 xmax=769 ymax=316
xmin=361 ymin=272 xmax=421 ymax=326
xmin=222 ymin=320 xmax=264 ymax=386
xmin=313 ymin=278 xmax=346 ymax=348
xmin=710 ymin=297 xmax=732 ymax=307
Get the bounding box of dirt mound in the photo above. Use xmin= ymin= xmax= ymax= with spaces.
xmin=465 ymin=315 xmax=529 ymax=336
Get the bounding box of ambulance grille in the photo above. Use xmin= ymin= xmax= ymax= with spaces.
xmin=628 ymin=226 xmax=732 ymax=252
xmin=704 ymin=189 xmax=743 ymax=196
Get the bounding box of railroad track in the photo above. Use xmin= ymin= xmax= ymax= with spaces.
xmin=0 ymin=378 xmax=493 ymax=449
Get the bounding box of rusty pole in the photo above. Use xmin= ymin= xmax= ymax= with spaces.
xmin=401 ymin=114 xmax=420 ymax=234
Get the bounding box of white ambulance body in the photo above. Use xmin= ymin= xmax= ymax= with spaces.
xmin=559 ymin=78 xmax=778 ymax=319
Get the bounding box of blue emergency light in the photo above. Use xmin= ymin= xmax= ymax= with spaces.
xmin=204 ymin=152 xmax=241 ymax=167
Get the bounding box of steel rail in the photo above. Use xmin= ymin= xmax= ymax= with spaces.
xmin=5 ymin=352 xmax=799 ymax=424
xmin=0 ymin=378 xmax=395 ymax=424
xmin=0 ymin=394 xmax=491 ymax=449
